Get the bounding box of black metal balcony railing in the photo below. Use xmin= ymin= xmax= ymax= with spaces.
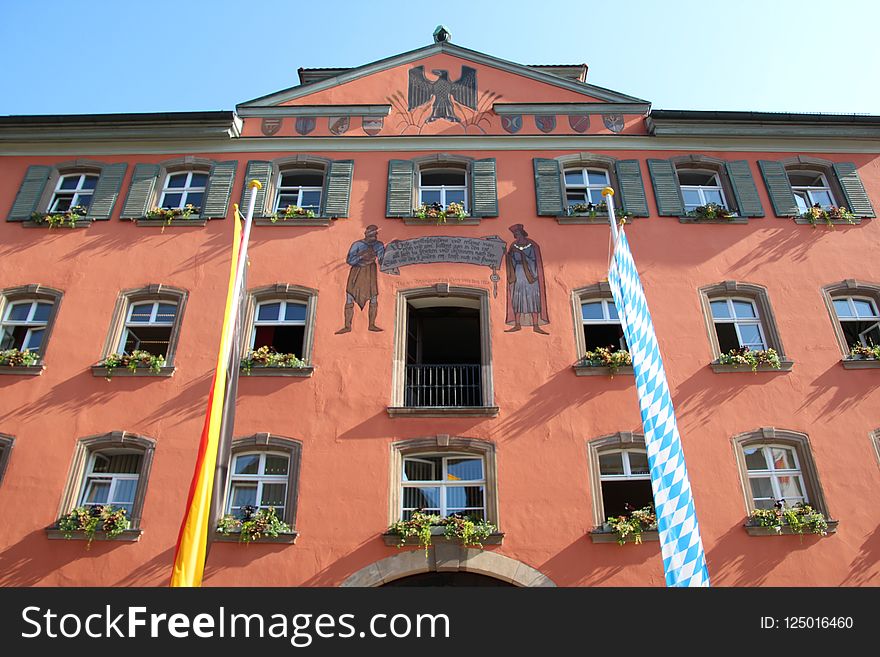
xmin=404 ymin=364 xmax=482 ymax=407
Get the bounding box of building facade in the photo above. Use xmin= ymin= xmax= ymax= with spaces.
xmin=1 ymin=34 xmax=878 ymax=586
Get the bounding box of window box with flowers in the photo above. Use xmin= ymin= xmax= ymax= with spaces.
xmin=842 ymin=343 xmax=880 ymax=369
xmin=255 ymin=204 xmax=331 ymax=227
xmin=712 ymin=347 xmax=792 ymax=373
xmin=558 ymin=202 xmax=630 ymax=225
xmin=136 ymin=204 xmax=206 ymax=227
xmin=240 ymin=346 xmax=313 ymax=377
xmin=590 ymin=504 xmax=659 ymax=544
xmin=405 ymin=202 xmax=477 ymax=226
xmin=91 ymin=350 xmax=173 ymax=379
xmin=215 ymin=505 xmax=297 ymax=544
xmin=573 ymin=347 xmax=634 ymax=377
xmin=0 ymin=348 xmax=44 ymax=376
xmin=799 ymin=204 xmax=858 ymax=228
xmin=383 ymin=511 xmax=502 ymax=556
xmin=25 ymin=205 xmax=91 ymax=229
xmin=679 ymin=203 xmax=747 ymax=225
xmin=45 ymin=505 xmax=141 ymax=546
xmin=744 ymin=500 xmax=837 ymax=537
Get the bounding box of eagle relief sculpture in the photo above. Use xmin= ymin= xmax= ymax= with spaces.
xmin=407 ymin=65 xmax=477 ymax=123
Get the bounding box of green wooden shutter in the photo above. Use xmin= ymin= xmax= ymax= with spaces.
xmin=386 ymin=159 xmax=414 ymax=217
xmin=470 ymin=158 xmax=498 ymax=217
xmin=646 ymin=159 xmax=684 ymax=216
xmin=833 ymin=162 xmax=875 ymax=217
xmin=200 ymin=160 xmax=238 ymax=219
xmin=533 ymin=158 xmax=563 ymax=216
xmin=757 ymin=160 xmax=798 ymax=217
xmin=85 ymin=163 xmax=128 ymax=220
xmin=7 ymin=165 xmax=51 ymax=221
xmin=120 ymin=164 xmax=160 ymax=219
xmin=725 ymin=160 xmax=764 ymax=217
xmin=322 ymin=159 xmax=353 ymax=218
xmin=615 ymin=160 xmax=649 ymax=217
xmin=240 ymin=161 xmax=272 ymax=216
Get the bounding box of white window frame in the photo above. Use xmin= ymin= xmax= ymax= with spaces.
xmin=564 ymin=167 xmax=611 ymax=206
xmin=710 ymin=297 xmax=768 ymax=351
xmin=832 ymin=295 xmax=880 ymax=347
xmin=401 ymin=453 xmax=486 ymax=519
xmin=226 ymin=451 xmax=290 ymax=518
xmin=598 ymin=449 xmax=650 ymax=482
xmin=250 ymin=299 xmax=307 ymax=350
xmin=678 ymin=169 xmax=728 ymax=212
xmin=744 ymin=444 xmax=808 ymax=509
xmin=159 ymin=170 xmax=207 ymax=210
xmin=581 ymin=298 xmax=626 ymax=351
xmin=418 ymin=167 xmax=468 ymax=210
xmin=49 ymin=173 xmax=99 ymax=213
xmin=0 ymin=299 xmax=52 ymax=353
xmin=273 ymin=170 xmax=323 ymax=213
xmin=788 ymin=170 xmax=836 ymax=213
xmin=117 ymin=300 xmax=178 ymax=355
xmin=79 ymin=452 xmax=141 ymax=514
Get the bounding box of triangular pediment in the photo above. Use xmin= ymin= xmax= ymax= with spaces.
xmin=237 ymin=42 xmax=650 ymax=137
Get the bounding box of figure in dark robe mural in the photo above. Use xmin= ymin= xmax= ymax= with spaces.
xmin=504 ymin=224 xmax=549 ymax=334
xmin=408 ymin=65 xmax=477 ymax=123
xmin=336 ymin=225 xmax=385 ymax=333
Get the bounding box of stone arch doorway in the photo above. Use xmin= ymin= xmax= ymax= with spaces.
xmin=340 ymin=546 xmax=555 ymax=587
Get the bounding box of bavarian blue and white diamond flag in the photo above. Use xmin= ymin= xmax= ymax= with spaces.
xmin=608 ymin=227 xmax=710 ymax=588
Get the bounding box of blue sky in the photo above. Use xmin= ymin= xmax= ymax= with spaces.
xmin=2 ymin=0 xmax=878 ymax=116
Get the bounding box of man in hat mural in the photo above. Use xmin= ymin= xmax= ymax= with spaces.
xmin=336 ymin=225 xmax=386 ymax=333
xmin=505 ymin=224 xmax=549 ymax=334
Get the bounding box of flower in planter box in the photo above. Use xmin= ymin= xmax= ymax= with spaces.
xmin=241 ymin=346 xmax=306 ymax=374
xmin=387 ymin=510 xmax=495 ymax=557
xmin=748 ymin=499 xmax=829 ymax=536
xmin=30 ymin=204 xmax=87 ymax=229
xmin=801 ymin=203 xmax=856 ymax=228
xmin=0 ymin=348 xmax=40 ymax=367
xmin=849 ymin=343 xmax=880 ymax=360
xmin=270 ymin=205 xmax=317 ymax=222
xmin=58 ymin=504 xmax=129 ymax=547
xmin=216 ymin=505 xmax=291 ymax=543
xmin=686 ymin=202 xmax=733 ymax=220
xmin=145 ymin=204 xmax=199 ymax=226
xmin=413 ymin=202 xmax=469 ymax=224
xmin=99 ymin=350 xmax=166 ymax=379
xmin=579 ymin=346 xmax=632 ymax=374
xmin=717 ymin=347 xmax=781 ymax=371
xmin=605 ymin=503 xmax=657 ymax=545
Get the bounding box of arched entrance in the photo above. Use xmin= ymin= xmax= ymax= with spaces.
xmin=383 ymin=572 xmax=514 ymax=586
xmin=340 ymin=546 xmax=555 ymax=587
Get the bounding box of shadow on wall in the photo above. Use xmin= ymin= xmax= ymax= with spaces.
xmin=113 ymin=546 xmax=177 ymax=587
xmin=796 ymin=363 xmax=877 ymax=422
xmin=496 ymin=367 xmax=638 ymax=441
xmin=705 ymin=522 xmax=818 ymax=586
xmin=842 ymin=523 xmax=880 ymax=586
xmin=539 ymin=536 xmax=663 ymax=586
xmin=300 ymin=538 xmax=395 ymax=587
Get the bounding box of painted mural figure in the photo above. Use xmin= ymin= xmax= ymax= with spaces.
xmin=408 ymin=65 xmax=477 ymax=123
xmin=336 ymin=225 xmax=385 ymax=333
xmin=504 ymin=224 xmax=549 ymax=334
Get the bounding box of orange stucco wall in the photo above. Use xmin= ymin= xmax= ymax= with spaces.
xmin=0 ymin=144 xmax=879 ymax=587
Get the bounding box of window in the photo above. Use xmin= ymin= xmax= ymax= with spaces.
xmin=418 ymin=166 xmax=467 ymax=211
xmin=159 ymin=170 xmax=208 ymax=210
xmin=0 ymin=285 xmax=63 ymax=365
xmin=390 ymin=286 xmax=495 ymax=414
xmin=274 ymin=170 xmax=323 ymax=213
xmin=0 ymin=299 xmax=53 ymax=353
xmin=677 ymin=169 xmax=727 ymax=213
xmin=581 ymin=298 xmax=627 ymax=352
xmin=401 ymin=454 xmax=486 ymax=520
xmin=58 ymin=432 xmax=156 ymax=530
xmin=119 ymin=300 xmax=178 ymax=358
xmin=100 ymin=285 xmax=187 ymax=367
xmin=227 ymin=452 xmax=290 ymax=518
xmin=564 ymin=168 xmax=610 ymax=207
xmin=390 ymin=437 xmax=498 ymax=526
xmin=788 ymin=170 xmax=836 ymax=213
xmin=732 ymin=428 xmax=828 ymax=516
xmin=699 ymin=282 xmax=788 ymax=365
xmin=80 ymin=451 xmax=142 ymax=515
xmin=244 ymin=285 xmax=317 ymax=369
xmin=224 ymin=434 xmax=302 ymax=526
xmin=587 ymin=433 xmax=654 ymax=526
xmin=709 ymin=298 xmax=767 ymax=352
xmin=49 ymin=173 xmax=99 ymax=212
xmin=0 ymin=434 xmax=13 ymax=486
xmin=831 ymin=296 xmax=880 ymax=348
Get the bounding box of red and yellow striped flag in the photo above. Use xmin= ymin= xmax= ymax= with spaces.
xmin=170 ymin=204 xmax=247 ymax=587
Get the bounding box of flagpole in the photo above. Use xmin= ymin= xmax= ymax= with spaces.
xmin=602 ymin=186 xmax=620 ymax=244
